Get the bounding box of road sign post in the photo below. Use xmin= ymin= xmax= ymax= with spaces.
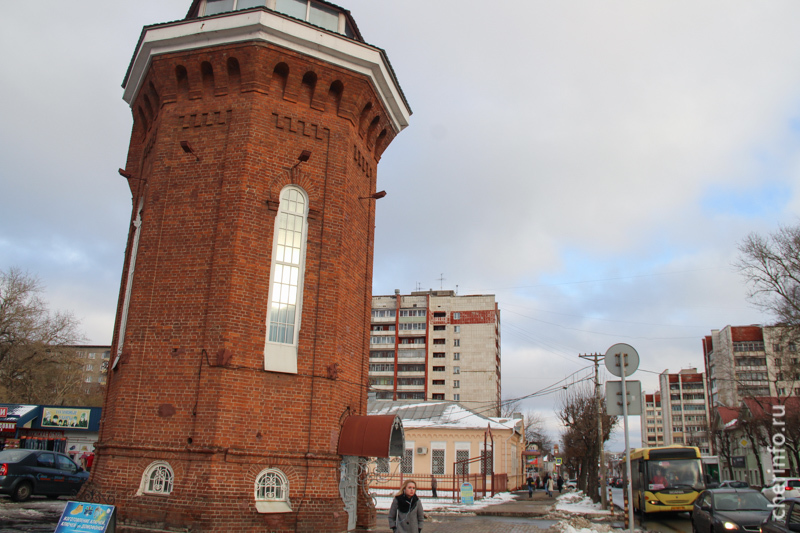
xmin=605 ymin=343 xmax=639 ymax=533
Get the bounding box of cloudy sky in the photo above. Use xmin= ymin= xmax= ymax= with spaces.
xmin=3 ymin=1 xmax=800 ymax=450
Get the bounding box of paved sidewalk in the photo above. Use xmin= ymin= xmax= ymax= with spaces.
xmin=474 ymin=489 xmax=556 ymax=517
xmin=372 ymin=490 xmax=557 ymax=533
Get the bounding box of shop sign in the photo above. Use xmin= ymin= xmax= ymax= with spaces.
xmin=42 ymin=408 xmax=91 ymax=429
xmin=0 ymin=422 xmax=16 ymax=433
xmin=0 ymin=407 xmax=7 ymax=417
xmin=55 ymin=501 xmax=115 ymax=532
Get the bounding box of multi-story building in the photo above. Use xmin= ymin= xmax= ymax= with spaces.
xmin=369 ymin=290 xmax=501 ymax=415
xmin=659 ymin=368 xmax=712 ymax=455
xmin=703 ymin=325 xmax=800 ymax=408
xmin=640 ymin=392 xmax=665 ymax=447
xmin=72 ymin=345 xmax=111 ymax=390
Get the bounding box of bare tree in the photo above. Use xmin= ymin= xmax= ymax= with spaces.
xmin=0 ymin=267 xmax=86 ymax=404
xmin=500 ymin=398 xmax=522 ymax=418
xmin=557 ymin=382 xmax=617 ymax=502
xmin=525 ymin=411 xmax=555 ymax=456
xmin=737 ymin=225 xmax=800 ymax=335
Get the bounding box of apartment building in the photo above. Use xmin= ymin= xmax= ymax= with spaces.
xmin=640 ymin=392 xmax=665 ymax=447
xmin=658 ymin=368 xmax=712 ymax=455
xmin=73 ymin=345 xmax=111 ymax=391
xmin=703 ymin=325 xmax=800 ymax=408
xmin=369 ymin=290 xmax=501 ymax=415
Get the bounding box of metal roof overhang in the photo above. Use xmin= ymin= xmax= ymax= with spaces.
xmin=338 ymin=415 xmax=404 ymax=458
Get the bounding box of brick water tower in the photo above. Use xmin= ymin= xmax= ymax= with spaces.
xmin=83 ymin=1 xmax=409 ymax=531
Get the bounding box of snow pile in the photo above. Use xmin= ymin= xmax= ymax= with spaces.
xmin=555 ymin=491 xmax=611 ymax=515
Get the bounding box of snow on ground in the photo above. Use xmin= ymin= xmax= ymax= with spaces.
xmin=376 ymin=489 xmax=627 ymax=533
xmin=0 ymin=497 xmax=67 ymax=522
xmin=555 ymin=491 xmax=612 ymax=515
xmin=373 ymin=489 xmax=516 ymax=511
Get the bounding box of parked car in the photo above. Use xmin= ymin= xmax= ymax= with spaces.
xmin=761 ymin=497 xmax=800 ymax=533
xmin=719 ymin=480 xmax=750 ymax=489
xmin=565 ymin=479 xmax=577 ymax=490
xmin=0 ymin=449 xmax=88 ymax=502
xmin=691 ymin=488 xmax=771 ymax=533
xmin=762 ymin=478 xmax=800 ymax=502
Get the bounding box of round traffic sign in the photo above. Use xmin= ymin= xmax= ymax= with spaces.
xmin=604 ymin=343 xmax=639 ymax=377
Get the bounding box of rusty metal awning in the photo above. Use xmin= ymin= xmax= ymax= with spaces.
xmin=338 ymin=415 xmax=404 ymax=458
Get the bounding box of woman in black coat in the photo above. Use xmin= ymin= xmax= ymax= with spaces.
xmin=389 ymin=480 xmax=424 ymax=533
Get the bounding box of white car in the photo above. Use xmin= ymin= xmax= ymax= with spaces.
xmin=762 ymin=478 xmax=800 ymax=501
xmin=565 ymin=479 xmax=577 ymax=490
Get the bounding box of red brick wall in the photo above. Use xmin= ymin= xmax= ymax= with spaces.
xmin=731 ymin=326 xmax=764 ymax=342
xmin=84 ymin=40 xmax=401 ymax=532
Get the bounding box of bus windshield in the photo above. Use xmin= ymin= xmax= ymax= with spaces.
xmin=647 ymin=458 xmax=704 ymax=492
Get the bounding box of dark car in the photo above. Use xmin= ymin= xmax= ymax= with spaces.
xmin=761 ymin=497 xmax=800 ymax=533
xmin=692 ymin=488 xmax=772 ymax=533
xmin=0 ymin=449 xmax=88 ymax=502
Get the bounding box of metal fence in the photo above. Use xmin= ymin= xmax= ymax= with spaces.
xmin=369 ymin=473 xmax=508 ymax=500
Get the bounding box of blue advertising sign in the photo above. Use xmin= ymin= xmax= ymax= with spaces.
xmin=55 ymin=501 xmax=115 ymax=533
xmin=460 ymin=482 xmax=474 ymax=505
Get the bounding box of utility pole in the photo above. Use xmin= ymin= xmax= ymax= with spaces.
xmin=580 ymin=352 xmax=607 ymax=510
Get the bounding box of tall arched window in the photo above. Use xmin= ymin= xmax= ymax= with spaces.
xmin=264 ymin=186 xmax=309 ymax=373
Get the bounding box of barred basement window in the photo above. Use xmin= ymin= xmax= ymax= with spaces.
xmin=140 ymin=462 xmax=174 ymax=495
xmin=254 ymin=468 xmax=291 ymax=513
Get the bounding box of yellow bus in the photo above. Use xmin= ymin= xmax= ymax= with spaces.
xmin=630 ymin=446 xmax=705 ymax=515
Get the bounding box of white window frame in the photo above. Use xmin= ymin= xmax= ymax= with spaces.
xmin=431 ymin=442 xmax=446 ymax=476
xmin=254 ymin=468 xmax=292 ymax=513
xmin=264 ymin=186 xmax=309 ymax=374
xmin=138 ymin=461 xmax=174 ymax=496
xmin=401 ymin=443 xmax=414 ymax=474
xmin=455 ymin=442 xmax=470 ymax=475
xmin=113 ymin=197 xmax=145 ymax=370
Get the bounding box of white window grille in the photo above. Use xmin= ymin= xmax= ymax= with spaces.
xmin=140 ymin=462 xmax=174 ymax=495
xmin=254 ymin=468 xmax=291 ymax=513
